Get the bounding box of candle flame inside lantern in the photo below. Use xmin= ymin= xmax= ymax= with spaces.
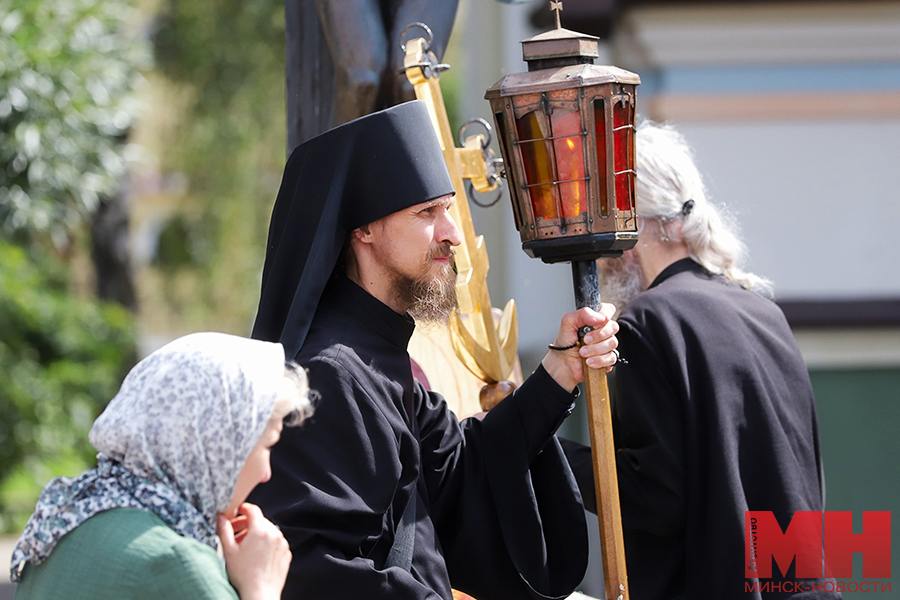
xmin=514 ymin=106 xmax=588 ymax=222
xmin=551 ymin=109 xmax=585 ymax=218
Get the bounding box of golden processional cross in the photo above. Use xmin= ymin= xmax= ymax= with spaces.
xmin=401 ymin=24 xmax=520 ymax=412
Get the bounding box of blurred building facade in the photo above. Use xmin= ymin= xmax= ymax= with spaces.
xmin=450 ymin=1 xmax=900 ymax=595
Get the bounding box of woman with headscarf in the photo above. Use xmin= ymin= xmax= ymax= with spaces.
xmin=10 ymin=332 xmax=314 ymax=600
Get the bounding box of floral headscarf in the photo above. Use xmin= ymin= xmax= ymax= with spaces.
xmin=11 ymin=332 xmax=286 ymax=582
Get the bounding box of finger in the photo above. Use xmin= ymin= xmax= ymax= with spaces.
xmin=599 ymin=302 xmax=617 ymax=320
xmin=577 ymin=306 xmax=609 ymax=328
xmin=580 ymin=347 xmax=618 ymax=369
xmin=581 ymin=322 xmax=618 ymax=346
xmin=217 ymin=514 xmax=237 ymax=554
xmin=555 ymin=309 xmax=607 ymax=350
xmin=238 ymin=502 xmax=264 ymax=524
xmin=583 ymin=354 xmax=617 ymax=369
xmin=560 ymin=307 xmax=604 ymax=333
xmin=229 ymin=514 xmax=249 ymax=533
xmin=582 ymin=321 xmax=618 ymax=344
xmin=579 ymin=337 xmax=617 ymax=356
xmin=239 ymin=503 xmax=285 ymax=544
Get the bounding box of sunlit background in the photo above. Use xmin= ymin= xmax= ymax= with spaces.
xmin=2 ymin=1 xmax=898 ymax=597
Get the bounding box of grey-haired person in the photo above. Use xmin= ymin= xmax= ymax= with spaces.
xmin=562 ymin=122 xmax=837 ymax=600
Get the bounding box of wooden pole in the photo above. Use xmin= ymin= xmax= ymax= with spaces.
xmin=572 ymin=260 xmax=628 ymax=600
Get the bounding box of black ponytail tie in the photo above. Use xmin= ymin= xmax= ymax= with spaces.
xmin=681 ymin=199 xmax=695 ymax=218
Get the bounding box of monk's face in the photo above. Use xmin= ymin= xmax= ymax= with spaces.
xmin=370 ymin=194 xmax=461 ymax=322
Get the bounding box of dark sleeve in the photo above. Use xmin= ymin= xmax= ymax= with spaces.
xmin=613 ymin=322 xmax=686 ymax=536
xmin=422 ymin=365 xmax=590 ymax=600
xmin=248 ymin=356 xmax=442 ymax=600
xmin=558 ymin=437 xmax=597 ymax=514
xmin=564 ymin=322 xmax=686 ymax=536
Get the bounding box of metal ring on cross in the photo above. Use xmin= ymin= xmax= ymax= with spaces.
xmin=457 ymin=118 xmax=493 ymax=149
xmin=399 ymin=22 xmax=434 ymax=53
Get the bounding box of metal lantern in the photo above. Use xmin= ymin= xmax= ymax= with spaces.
xmin=485 ymin=7 xmax=641 ymax=599
xmin=485 ymin=21 xmax=640 ymax=264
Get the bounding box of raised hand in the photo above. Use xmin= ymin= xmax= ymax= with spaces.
xmin=217 ymin=503 xmax=291 ymax=600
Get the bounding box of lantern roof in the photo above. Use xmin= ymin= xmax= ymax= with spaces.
xmin=484 ymin=62 xmax=640 ymax=98
xmin=521 ymin=27 xmax=600 ymax=64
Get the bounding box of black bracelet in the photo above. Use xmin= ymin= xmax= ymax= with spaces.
xmin=547 ymin=342 xmax=578 ymax=351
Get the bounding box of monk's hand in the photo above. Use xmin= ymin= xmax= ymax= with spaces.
xmin=541 ymin=304 xmax=619 ymax=392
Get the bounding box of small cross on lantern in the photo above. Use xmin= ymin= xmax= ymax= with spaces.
xmin=550 ymin=1 xmax=563 ymax=29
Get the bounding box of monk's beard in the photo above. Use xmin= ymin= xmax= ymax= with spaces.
xmin=409 ymin=262 xmax=458 ymax=324
xmin=599 ymin=252 xmax=645 ymax=317
xmin=393 ymin=246 xmax=458 ymax=324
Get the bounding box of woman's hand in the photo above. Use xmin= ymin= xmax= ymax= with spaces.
xmin=218 ymin=503 xmax=291 ymax=600
xmin=541 ymin=304 xmax=619 ymax=392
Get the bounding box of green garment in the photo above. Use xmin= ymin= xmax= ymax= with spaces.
xmin=15 ymin=508 xmax=238 ymax=600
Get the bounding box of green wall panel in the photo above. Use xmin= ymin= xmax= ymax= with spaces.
xmin=811 ymin=368 xmax=900 ymax=597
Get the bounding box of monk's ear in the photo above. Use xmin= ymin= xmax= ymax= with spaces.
xmin=352 ymin=224 xmax=373 ymax=245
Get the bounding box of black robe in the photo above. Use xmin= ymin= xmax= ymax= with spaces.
xmin=562 ymin=259 xmax=838 ymax=600
xmin=250 ymin=276 xmax=588 ymax=600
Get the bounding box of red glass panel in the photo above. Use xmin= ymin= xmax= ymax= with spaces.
xmin=515 ymin=111 xmax=557 ymax=220
xmin=592 ymin=98 xmax=609 ymax=217
xmin=613 ymin=100 xmax=635 ymax=213
xmin=549 ymin=109 xmax=586 ymax=218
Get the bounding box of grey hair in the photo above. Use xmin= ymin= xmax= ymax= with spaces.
xmin=273 ymin=361 xmax=316 ymax=426
xmin=635 ymin=120 xmax=772 ymax=296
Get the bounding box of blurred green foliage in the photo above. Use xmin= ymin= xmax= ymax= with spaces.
xmin=0 ymin=0 xmax=148 ymax=248
xmin=0 ymin=239 xmax=135 ymax=532
xmin=152 ymin=213 xmax=207 ymax=272
xmin=147 ymin=0 xmax=287 ymax=333
xmin=0 ymin=0 xmax=144 ymax=532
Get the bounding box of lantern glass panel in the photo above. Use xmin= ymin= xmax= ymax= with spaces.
xmin=592 ymin=97 xmax=609 ymax=218
xmin=613 ymin=100 xmax=635 ymax=213
xmin=549 ymin=108 xmax=586 ymax=218
xmin=515 ymin=111 xmax=557 ymax=220
xmin=494 ymin=110 xmax=526 ymax=231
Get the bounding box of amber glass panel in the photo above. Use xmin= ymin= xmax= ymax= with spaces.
xmin=515 ymin=111 xmax=556 ymax=219
xmin=613 ymin=100 xmax=635 ymax=213
xmin=592 ymin=98 xmax=609 ymax=217
xmin=549 ymin=108 xmax=586 ymax=218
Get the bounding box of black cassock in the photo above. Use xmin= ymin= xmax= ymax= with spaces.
xmin=250 ymin=276 xmax=588 ymax=600
xmin=563 ymin=259 xmax=839 ymax=600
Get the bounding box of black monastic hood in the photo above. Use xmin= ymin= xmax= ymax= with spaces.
xmin=252 ymin=101 xmax=455 ymax=358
